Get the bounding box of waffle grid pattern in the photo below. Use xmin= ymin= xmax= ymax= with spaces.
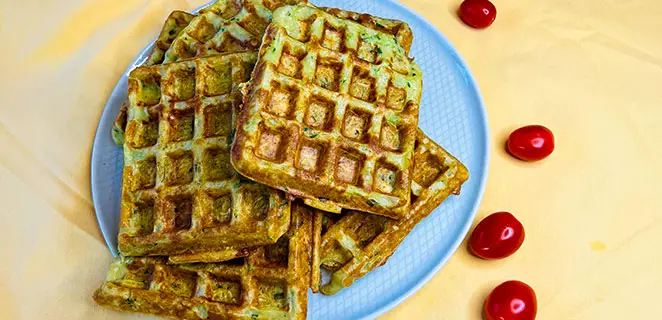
xmin=318 ymin=129 xmax=469 ymax=295
xmin=163 ymin=0 xmax=306 ymax=63
xmin=112 ymin=0 xmax=307 ymax=146
xmin=92 ymin=1 xmax=488 ymax=319
xmin=233 ymin=5 xmax=423 ymax=219
xmin=118 ymin=53 xmax=293 ymax=257
xmin=95 ymin=203 xmax=314 ymax=320
xmin=144 ymin=11 xmax=196 ymax=66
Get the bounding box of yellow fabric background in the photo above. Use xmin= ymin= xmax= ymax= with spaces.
xmin=1 ymin=0 xmax=661 ymax=318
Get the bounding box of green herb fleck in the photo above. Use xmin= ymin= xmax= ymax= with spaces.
xmin=367 ymin=199 xmax=377 ymax=207
xmin=406 ymin=82 xmax=411 ymax=88
xmin=319 ymin=77 xmax=330 ymax=89
xmin=376 ymin=47 xmax=382 ymax=54
xmin=251 ymin=314 xmax=259 ymax=319
xmin=273 ymin=292 xmax=285 ymax=300
xmin=303 ymin=127 xmax=311 ymax=133
xmin=309 ymin=133 xmax=319 ymax=139
xmin=375 ymin=21 xmax=385 ymax=28
xmin=253 ymin=194 xmax=269 ymax=213
xmin=125 ymin=297 xmax=136 ymax=307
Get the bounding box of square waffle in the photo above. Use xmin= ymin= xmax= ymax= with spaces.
xmin=318 ymin=129 xmax=469 ymax=295
xmin=118 ymin=52 xmax=294 ymax=257
xmin=94 ymin=202 xmax=315 ymax=320
xmin=232 ymin=5 xmax=423 ymax=219
xmin=112 ymin=0 xmax=307 ymax=146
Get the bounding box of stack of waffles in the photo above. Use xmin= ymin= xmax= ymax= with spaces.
xmin=94 ymin=1 xmax=469 ymax=319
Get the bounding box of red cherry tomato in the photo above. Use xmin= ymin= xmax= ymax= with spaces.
xmin=484 ymin=280 xmax=537 ymax=320
xmin=469 ymin=212 xmax=524 ymax=259
xmin=459 ymin=0 xmax=497 ymax=29
xmin=507 ymin=125 xmax=555 ymax=161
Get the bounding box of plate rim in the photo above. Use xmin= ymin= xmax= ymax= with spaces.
xmin=352 ymin=1 xmax=490 ymax=319
xmin=89 ymin=1 xmax=490 ymax=319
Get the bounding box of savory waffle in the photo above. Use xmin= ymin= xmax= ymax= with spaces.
xmin=118 ymin=52 xmax=294 ymax=257
xmin=94 ymin=202 xmax=315 ymax=320
xmin=318 ymin=129 xmax=469 ymax=295
xmin=232 ymin=5 xmax=423 ymax=219
xmin=112 ymin=0 xmax=307 ymax=146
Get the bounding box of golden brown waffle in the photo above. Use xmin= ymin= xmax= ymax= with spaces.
xmin=94 ymin=202 xmax=315 ymax=320
xmin=232 ymin=5 xmax=423 ymax=219
xmin=118 ymin=52 xmax=294 ymax=257
xmin=112 ymin=0 xmax=307 ymax=146
xmin=318 ymin=129 xmax=469 ymax=295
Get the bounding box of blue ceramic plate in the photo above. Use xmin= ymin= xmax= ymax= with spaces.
xmin=91 ymin=1 xmax=489 ymax=319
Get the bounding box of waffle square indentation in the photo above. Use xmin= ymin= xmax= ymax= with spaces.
xmin=163 ymin=151 xmax=194 ymax=186
xmin=202 ymin=148 xmax=234 ymax=182
xmin=203 ymin=102 xmax=233 ymax=138
xmin=167 ymin=108 xmax=194 ymax=142
xmin=335 ymin=150 xmax=365 ymax=185
xmin=165 ymin=66 xmax=196 ymax=101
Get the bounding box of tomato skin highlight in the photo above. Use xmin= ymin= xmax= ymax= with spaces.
xmin=484 ymin=280 xmax=537 ymax=320
xmin=459 ymin=0 xmax=497 ymax=29
xmin=507 ymin=125 xmax=555 ymax=161
xmin=469 ymin=212 xmax=525 ymax=260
